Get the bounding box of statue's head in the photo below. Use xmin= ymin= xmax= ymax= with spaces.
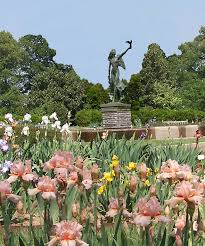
xmin=108 ymin=49 xmax=116 ymax=60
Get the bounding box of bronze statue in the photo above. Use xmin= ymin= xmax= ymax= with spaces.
xmin=108 ymin=40 xmax=132 ymax=102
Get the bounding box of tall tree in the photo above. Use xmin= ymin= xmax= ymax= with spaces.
xmin=152 ymin=82 xmax=182 ymax=109
xmin=177 ymin=26 xmax=205 ymax=80
xmin=19 ymin=34 xmax=56 ymax=92
xmin=139 ymin=43 xmax=173 ymax=106
xmin=0 ymin=31 xmax=27 ymax=113
xmin=123 ymin=74 xmax=143 ymax=108
xmin=0 ymin=31 xmax=25 ymax=93
xmin=28 ymin=66 xmax=85 ymax=121
xmin=180 ymin=79 xmax=205 ymax=110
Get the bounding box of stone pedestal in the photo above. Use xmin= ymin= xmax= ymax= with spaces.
xmin=101 ymin=102 xmax=132 ymax=129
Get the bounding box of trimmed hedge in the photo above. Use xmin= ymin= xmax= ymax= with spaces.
xmin=132 ymin=108 xmax=205 ymax=124
xmin=75 ymin=109 xmax=102 ymax=127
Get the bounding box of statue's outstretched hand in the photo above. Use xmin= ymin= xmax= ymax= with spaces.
xmin=126 ymin=40 xmax=132 ymax=49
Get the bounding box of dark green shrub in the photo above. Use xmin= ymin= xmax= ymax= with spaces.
xmin=30 ymin=114 xmax=42 ymax=124
xmin=132 ymin=108 xmax=205 ymax=124
xmin=75 ymin=109 xmax=102 ymax=127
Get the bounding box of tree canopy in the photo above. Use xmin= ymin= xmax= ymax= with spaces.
xmin=1 ymin=27 xmax=205 ymax=123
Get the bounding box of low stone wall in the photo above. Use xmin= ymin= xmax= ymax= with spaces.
xmin=153 ymin=125 xmax=198 ymax=140
xmin=71 ymin=125 xmax=202 ymax=142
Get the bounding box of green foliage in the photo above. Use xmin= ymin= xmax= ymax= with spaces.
xmin=139 ymin=43 xmax=173 ymax=106
xmin=0 ymin=32 xmax=88 ymax=119
xmin=123 ymin=74 xmax=144 ymax=106
xmin=19 ymin=34 xmax=56 ymax=92
xmin=0 ymin=86 xmax=27 ymax=115
xmin=0 ymin=31 xmax=26 ymax=114
xmin=75 ymin=109 xmax=102 ymax=126
xmin=152 ymin=82 xmax=182 ymax=109
xmin=1 ymin=27 xmax=205 ymax=122
xmin=28 ymin=66 xmax=84 ymax=120
xmin=0 ymin=31 xmax=25 ymax=74
xmin=84 ymin=82 xmax=110 ymax=109
xmin=180 ymin=79 xmax=205 ymax=110
xmin=168 ymin=26 xmax=205 ymax=93
xmin=132 ymin=107 xmax=205 ymax=124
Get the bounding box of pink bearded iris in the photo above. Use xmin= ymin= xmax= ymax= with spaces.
xmin=0 ymin=180 xmax=21 ymax=203
xmin=7 ymin=160 xmax=36 ymax=183
xmin=106 ymin=198 xmax=131 ymax=218
xmin=133 ymin=196 xmax=169 ymax=227
xmin=28 ymin=176 xmax=56 ymax=200
xmin=165 ymin=181 xmax=204 ymax=207
xmin=54 ymin=168 xmax=68 ymax=183
xmin=43 ymin=151 xmax=73 ymax=172
xmin=48 ymin=220 xmax=88 ymax=246
xmin=67 ymin=171 xmax=79 ymax=187
xmin=138 ymin=163 xmax=148 ymax=181
xmin=81 ymin=169 xmax=92 ymax=190
xmin=158 ymin=160 xmax=192 ymax=181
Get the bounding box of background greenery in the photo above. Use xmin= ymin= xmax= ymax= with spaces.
xmin=1 ymin=27 xmax=205 ymax=126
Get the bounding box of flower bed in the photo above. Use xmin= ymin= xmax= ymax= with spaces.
xmin=0 ymin=135 xmax=204 ymax=245
xmin=0 ymin=112 xmax=204 ymax=245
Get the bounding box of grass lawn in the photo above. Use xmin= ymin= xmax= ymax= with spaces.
xmin=144 ymin=137 xmax=205 ymax=145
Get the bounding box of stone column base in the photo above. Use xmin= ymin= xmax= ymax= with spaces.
xmin=101 ymin=102 xmax=132 ymax=129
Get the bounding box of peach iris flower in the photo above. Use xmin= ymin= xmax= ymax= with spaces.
xmin=106 ymin=198 xmax=131 ymax=218
xmin=0 ymin=180 xmax=21 ymax=203
xmin=67 ymin=171 xmax=78 ymax=187
xmin=91 ymin=164 xmax=99 ymax=181
xmin=133 ymin=196 xmax=169 ymax=227
xmin=81 ymin=169 xmax=92 ymax=190
xmin=165 ymin=181 xmax=204 ymax=207
xmin=175 ymin=215 xmax=186 ymax=231
xmin=48 ymin=220 xmax=88 ymax=246
xmin=7 ymin=160 xmax=35 ymax=183
xmin=54 ymin=168 xmax=68 ymax=183
xmin=138 ymin=163 xmax=147 ymax=181
xmin=158 ymin=160 xmax=192 ymax=181
xmin=28 ymin=176 xmax=56 ymax=200
xmin=43 ymin=151 xmax=73 ymax=172
xmin=106 ymin=198 xmax=119 ymax=217
xmin=75 ymin=156 xmax=84 ymax=170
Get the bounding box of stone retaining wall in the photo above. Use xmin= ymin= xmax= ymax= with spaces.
xmin=71 ymin=125 xmax=202 ymax=142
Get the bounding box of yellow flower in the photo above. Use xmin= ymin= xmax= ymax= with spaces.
xmin=103 ymin=171 xmax=114 ymax=182
xmin=97 ymin=185 xmax=106 ymax=195
xmin=110 ymin=155 xmax=119 ymax=168
xmin=126 ymin=162 xmax=137 ymax=171
xmin=144 ymin=180 xmax=151 ymax=187
xmin=112 ymin=155 xmax=118 ymax=161
xmin=111 ymin=159 xmax=119 ymax=167
xmin=146 ymin=168 xmax=152 ymax=177
xmin=154 ymin=168 xmax=159 ymax=174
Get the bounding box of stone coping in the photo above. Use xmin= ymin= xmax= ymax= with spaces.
xmin=101 ymin=102 xmax=131 ymax=108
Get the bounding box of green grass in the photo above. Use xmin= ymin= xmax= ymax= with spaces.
xmin=144 ymin=137 xmax=205 ymax=145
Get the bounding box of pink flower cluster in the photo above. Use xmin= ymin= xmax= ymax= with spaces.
xmin=158 ymin=159 xmax=192 ymax=181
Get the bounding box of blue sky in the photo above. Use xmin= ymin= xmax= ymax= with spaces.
xmin=1 ymin=0 xmax=205 ymax=87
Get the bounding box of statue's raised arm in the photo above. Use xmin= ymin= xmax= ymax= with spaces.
xmin=118 ymin=40 xmax=132 ymax=60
